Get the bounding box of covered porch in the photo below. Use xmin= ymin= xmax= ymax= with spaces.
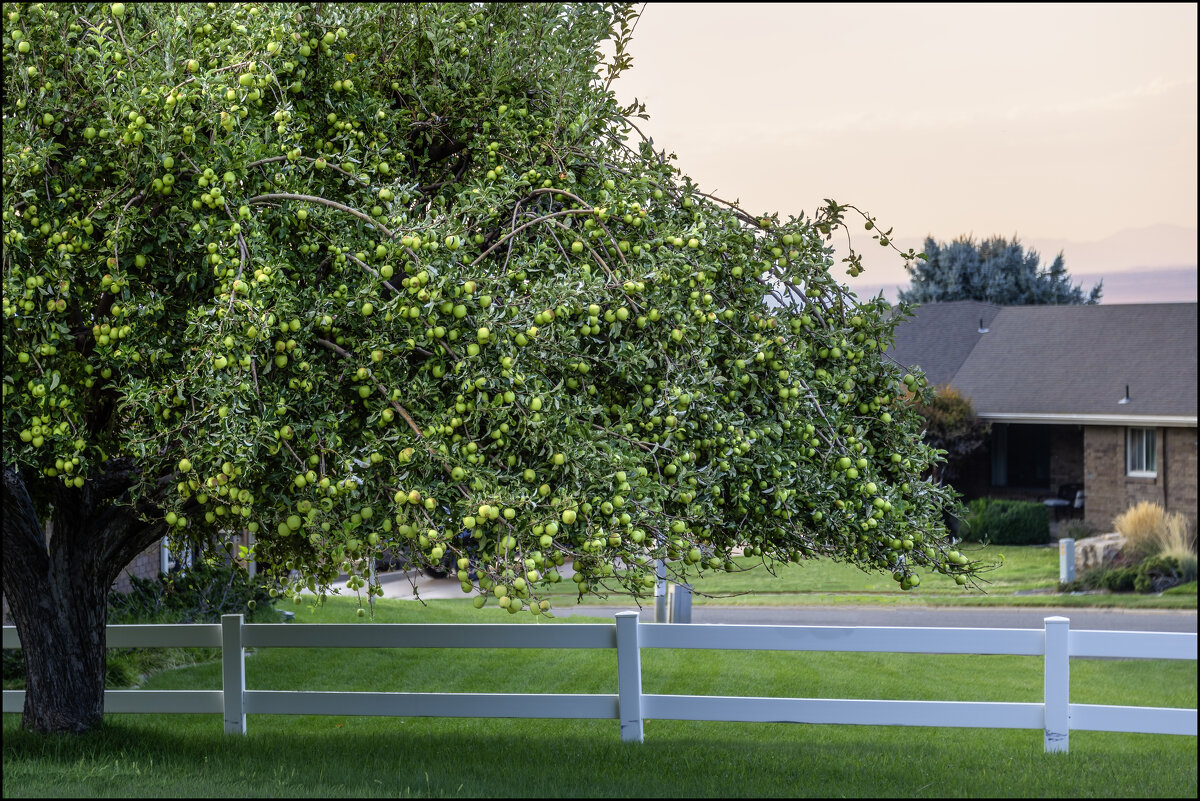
xmin=953 ymin=422 xmax=1086 ymax=524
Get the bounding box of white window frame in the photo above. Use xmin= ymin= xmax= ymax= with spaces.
xmin=1126 ymin=427 xmax=1157 ymax=478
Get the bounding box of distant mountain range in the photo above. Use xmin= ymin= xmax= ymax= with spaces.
xmin=1016 ymin=224 xmax=1197 ymax=276
xmin=843 ymin=224 xmax=1197 ymax=305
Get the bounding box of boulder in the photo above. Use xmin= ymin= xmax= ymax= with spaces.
xmin=1074 ymin=533 xmax=1127 ymax=573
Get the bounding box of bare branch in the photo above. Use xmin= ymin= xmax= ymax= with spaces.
xmin=245 ymin=155 xmax=369 ymax=186
xmin=314 ymin=338 xmax=469 ymax=499
xmin=245 ymin=193 xmax=395 ymax=238
xmin=469 ymin=208 xmax=593 ymax=268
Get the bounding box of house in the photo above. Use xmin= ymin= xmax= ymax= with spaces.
xmin=887 ymin=301 xmax=1198 ymax=533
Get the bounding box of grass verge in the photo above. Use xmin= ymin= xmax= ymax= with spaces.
xmin=543 ymin=545 xmax=1197 ymax=609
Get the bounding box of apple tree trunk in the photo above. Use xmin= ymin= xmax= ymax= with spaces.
xmin=2 ymin=465 xmax=161 ymax=734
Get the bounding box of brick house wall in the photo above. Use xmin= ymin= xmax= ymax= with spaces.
xmin=1165 ymin=427 xmax=1198 ymax=533
xmin=1049 ymin=426 xmax=1085 ymax=492
xmin=1084 ymin=425 xmax=1198 ymax=533
xmin=110 ymin=539 xmax=165 ymax=594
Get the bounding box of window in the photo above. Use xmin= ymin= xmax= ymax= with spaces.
xmin=1126 ymin=428 xmax=1157 ymax=477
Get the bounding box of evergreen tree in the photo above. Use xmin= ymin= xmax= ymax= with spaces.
xmin=899 ymin=236 xmax=1102 ymax=305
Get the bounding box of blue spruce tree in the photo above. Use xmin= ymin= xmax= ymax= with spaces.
xmin=899 ymin=236 xmax=1102 ymax=305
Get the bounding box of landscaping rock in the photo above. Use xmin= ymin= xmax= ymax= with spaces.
xmin=1075 ymin=533 xmax=1126 ymax=572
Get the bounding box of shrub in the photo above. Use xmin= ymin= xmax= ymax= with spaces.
xmin=107 ymin=561 xmax=281 ymax=625
xmin=1173 ymin=554 xmax=1197 ymax=585
xmin=1 ymin=648 xmax=24 ymax=690
xmin=963 ymin=499 xmax=1050 ymax=545
xmin=913 ymin=385 xmax=990 ymax=484
xmin=1099 ymin=567 xmax=1138 ymax=593
xmin=1060 ymin=563 xmax=1133 ymax=593
xmin=1134 ymin=555 xmax=1182 ymax=594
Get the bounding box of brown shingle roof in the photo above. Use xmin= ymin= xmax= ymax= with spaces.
xmin=888 ymin=302 xmax=1198 ymax=420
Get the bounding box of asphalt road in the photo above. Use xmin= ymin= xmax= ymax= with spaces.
xmin=560 ymin=604 xmax=1199 ymax=633
xmin=373 ymin=569 xmax=1197 ymax=633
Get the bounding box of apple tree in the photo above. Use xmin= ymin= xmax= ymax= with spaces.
xmin=2 ymin=2 xmax=981 ymax=734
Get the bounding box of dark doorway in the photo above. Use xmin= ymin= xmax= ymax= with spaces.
xmin=990 ymin=423 xmax=1050 ymax=489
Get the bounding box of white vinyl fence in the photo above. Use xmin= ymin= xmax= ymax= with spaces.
xmin=3 ymin=614 xmax=1195 ymax=753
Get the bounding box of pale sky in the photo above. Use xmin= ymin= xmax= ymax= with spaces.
xmin=610 ymin=3 xmax=1198 ymax=302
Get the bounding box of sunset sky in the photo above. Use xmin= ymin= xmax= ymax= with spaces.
xmin=609 ymin=3 xmax=1198 ymax=304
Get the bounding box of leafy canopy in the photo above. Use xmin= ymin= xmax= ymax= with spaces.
xmin=2 ymin=2 xmax=982 ymax=613
xmin=900 ymin=236 xmax=1102 ymax=306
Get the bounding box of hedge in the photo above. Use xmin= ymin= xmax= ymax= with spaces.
xmin=962 ymin=498 xmax=1051 ymax=545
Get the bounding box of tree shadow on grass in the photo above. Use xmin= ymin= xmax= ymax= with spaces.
xmin=4 ymin=716 xmax=1195 ymax=797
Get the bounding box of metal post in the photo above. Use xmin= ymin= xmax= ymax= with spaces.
xmin=368 ymin=555 xmax=377 ymax=613
xmin=615 ymin=611 xmax=644 ymax=742
xmin=654 ymin=559 xmax=667 ymax=623
xmin=1058 ymin=538 xmax=1075 ymax=584
xmin=222 ymin=614 xmax=246 ymax=735
xmin=247 ymin=529 xmax=257 ymax=579
xmin=672 ymin=583 xmax=692 ymax=624
xmin=1044 ymin=616 xmax=1070 ymax=753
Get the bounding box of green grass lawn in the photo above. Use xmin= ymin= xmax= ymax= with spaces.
xmin=4 ymin=597 xmax=1196 ymax=798
xmin=544 ymin=544 xmax=1197 ymax=609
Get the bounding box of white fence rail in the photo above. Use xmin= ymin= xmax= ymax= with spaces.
xmin=3 ymin=614 xmax=1195 ymax=752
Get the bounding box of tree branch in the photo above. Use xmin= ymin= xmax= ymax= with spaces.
xmin=244 ymin=155 xmax=369 ymax=186
xmin=315 ymin=339 xmax=470 ymax=500
xmin=245 ymin=193 xmax=395 ymax=238
xmin=469 ymin=208 xmax=593 ymax=268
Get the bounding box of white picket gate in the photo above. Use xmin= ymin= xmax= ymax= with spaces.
xmin=3 ymin=614 xmax=1195 ymax=753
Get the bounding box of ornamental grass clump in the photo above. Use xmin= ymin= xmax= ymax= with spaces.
xmin=1113 ymin=501 xmax=1167 ymax=558
xmin=1112 ymin=501 xmax=1196 ymax=586
xmin=1157 ymin=512 xmax=1197 ymax=583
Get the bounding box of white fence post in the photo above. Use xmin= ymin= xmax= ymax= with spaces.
xmin=1044 ymin=616 xmax=1070 ymax=753
xmin=222 ymin=613 xmax=246 ymax=735
xmin=615 ymin=611 xmax=644 ymax=742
